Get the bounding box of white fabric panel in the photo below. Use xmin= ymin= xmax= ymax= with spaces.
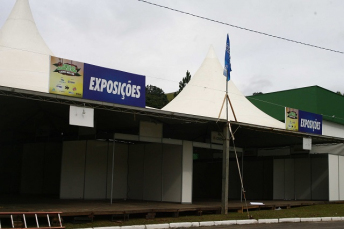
xmin=60 ymin=141 xmax=86 ymax=199
xmin=127 ymin=144 xmax=144 ymax=200
xmin=329 ymin=155 xmax=339 ymax=201
xmin=284 ymin=159 xmax=295 ymax=200
xmin=322 ymin=120 xmax=344 ymax=139
xmin=162 ymin=47 xmax=284 ymax=129
xmin=339 ymin=156 xmax=344 ymax=200
xmin=109 ymin=143 xmax=128 ymax=199
xmin=311 ymin=157 xmax=328 ymax=200
xmin=21 ymin=143 xmax=45 ymax=194
xmin=182 ymin=141 xmax=193 ymax=203
xmin=143 ymin=144 xmax=162 ymax=201
xmin=295 ymin=158 xmax=311 ymax=200
xmin=162 ymin=144 xmax=182 ymax=202
xmin=311 ymin=143 xmax=344 ymax=155
xmin=273 ymin=159 xmax=284 ymax=199
xmin=84 ymin=141 xmax=108 ymax=199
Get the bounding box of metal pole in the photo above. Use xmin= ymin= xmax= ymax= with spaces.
xmin=241 ymin=150 xmax=244 ymax=202
xmin=221 ymin=79 xmax=230 ymax=214
xmin=110 ymin=136 xmax=116 ymax=204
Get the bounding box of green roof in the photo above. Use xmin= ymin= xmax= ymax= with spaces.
xmin=247 ymin=86 xmax=344 ymax=126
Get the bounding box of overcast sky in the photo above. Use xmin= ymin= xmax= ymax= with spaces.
xmin=1 ymin=0 xmax=343 ymax=95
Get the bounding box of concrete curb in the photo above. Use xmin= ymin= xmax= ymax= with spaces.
xmin=300 ymin=217 xmax=321 ymax=222
xmin=169 ymin=222 xmax=193 ymax=228
xmin=236 ymin=219 xmax=257 ymax=225
xmin=213 ymin=220 xmax=236 ymax=226
xmin=90 ymin=216 xmax=344 ymax=229
xmin=279 ymin=218 xmax=301 ymax=223
xmin=331 ymin=217 xmax=343 ymax=221
xmin=199 ymin=221 xmax=214 ymax=227
xmin=258 ymin=219 xmax=278 ymax=224
xmin=146 ymin=224 xmax=169 ymax=229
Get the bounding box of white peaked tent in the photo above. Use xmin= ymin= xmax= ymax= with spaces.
xmin=162 ymin=46 xmax=285 ymax=129
xmin=0 ymin=0 xmax=52 ymax=93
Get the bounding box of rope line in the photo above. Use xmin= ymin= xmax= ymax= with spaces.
xmin=138 ymin=0 xmax=344 ymax=54
xmin=229 ymin=123 xmax=250 ymax=218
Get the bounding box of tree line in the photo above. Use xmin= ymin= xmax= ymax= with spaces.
xmin=146 ymin=70 xmax=191 ymax=109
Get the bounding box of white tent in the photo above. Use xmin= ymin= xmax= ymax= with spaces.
xmin=162 ymin=46 xmax=285 ymax=129
xmin=0 ymin=0 xmax=52 ymax=93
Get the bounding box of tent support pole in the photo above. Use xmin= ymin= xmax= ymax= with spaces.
xmin=221 ymin=79 xmax=230 ymax=214
xmin=221 ymin=123 xmax=230 ymax=214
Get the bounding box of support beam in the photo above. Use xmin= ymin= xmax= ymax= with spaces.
xmin=221 ymin=123 xmax=230 ymax=214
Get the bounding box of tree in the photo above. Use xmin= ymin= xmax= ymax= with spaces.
xmin=253 ymin=92 xmax=263 ymax=95
xmin=336 ymin=91 xmax=344 ymax=96
xmin=145 ymin=85 xmax=169 ymax=109
xmin=174 ymin=70 xmax=191 ymax=97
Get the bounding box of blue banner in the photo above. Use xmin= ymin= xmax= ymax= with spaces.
xmin=298 ymin=110 xmax=322 ymax=135
xmin=83 ymin=64 xmax=146 ymax=108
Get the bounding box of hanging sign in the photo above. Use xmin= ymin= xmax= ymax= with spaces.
xmin=285 ymin=107 xmax=322 ymax=135
xmin=49 ymin=56 xmax=84 ymax=98
xmin=49 ymin=56 xmax=146 ymax=108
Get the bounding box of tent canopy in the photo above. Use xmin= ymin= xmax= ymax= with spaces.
xmin=162 ymin=46 xmax=285 ymax=129
xmin=0 ymin=0 xmax=52 ymax=93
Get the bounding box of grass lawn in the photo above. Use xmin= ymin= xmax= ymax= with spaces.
xmin=64 ymin=203 xmax=344 ymax=229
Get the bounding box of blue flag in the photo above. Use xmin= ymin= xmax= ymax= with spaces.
xmin=223 ymin=34 xmax=231 ymax=81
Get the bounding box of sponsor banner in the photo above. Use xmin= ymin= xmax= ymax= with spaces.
xmin=49 ymin=56 xmax=145 ymax=108
xmin=49 ymin=56 xmax=84 ymax=98
xmin=285 ymin=107 xmax=299 ymax=131
xmin=298 ymin=110 xmax=322 ymax=135
xmin=83 ymin=64 xmax=145 ymax=108
xmin=285 ymin=107 xmax=322 ymax=135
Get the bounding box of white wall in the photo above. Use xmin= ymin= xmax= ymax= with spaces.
xmin=143 ymin=144 xmax=163 ymax=201
xmin=127 ymin=143 xmax=183 ymax=203
xmin=339 ymin=156 xmax=344 ymax=200
xmin=61 ymin=140 xmax=184 ymax=202
xmin=273 ymin=156 xmax=328 ymax=200
xmin=107 ymin=143 xmax=128 ymax=200
xmin=284 ymin=159 xmax=295 ymax=200
xmin=295 ymin=158 xmax=311 ymax=200
xmin=162 ymin=144 xmax=182 ymax=202
xmin=61 ymin=140 xmax=127 ymax=200
xmin=327 ymin=154 xmax=344 ymax=201
xmin=273 ymin=159 xmax=284 ymax=199
xmin=311 ymin=157 xmax=328 ymax=200
xmin=329 ymin=154 xmax=339 ymax=201
xmin=127 ymin=144 xmax=144 ymax=200
xmin=84 ymin=141 xmax=108 ymax=199
xmin=181 ymin=141 xmax=193 ymax=203
xmin=323 ymin=120 xmax=344 ymax=139
xmin=60 ymin=141 xmax=87 ymax=199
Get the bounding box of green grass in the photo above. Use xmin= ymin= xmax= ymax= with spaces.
xmin=64 ymin=203 xmax=344 ymax=229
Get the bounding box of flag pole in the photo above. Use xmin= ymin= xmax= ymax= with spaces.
xmin=221 ymin=73 xmax=229 ymax=215
xmin=221 ymin=34 xmax=230 ymax=215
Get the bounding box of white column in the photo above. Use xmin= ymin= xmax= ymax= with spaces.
xmin=181 ymin=141 xmax=193 ymax=203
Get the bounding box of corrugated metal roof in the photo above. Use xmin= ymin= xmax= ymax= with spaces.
xmin=247 ymin=86 xmax=344 ymax=125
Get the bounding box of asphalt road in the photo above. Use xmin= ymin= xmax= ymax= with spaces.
xmin=210 ymin=221 xmax=344 ymax=228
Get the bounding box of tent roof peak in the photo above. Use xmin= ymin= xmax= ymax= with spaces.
xmin=0 ymin=0 xmax=53 ymax=55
